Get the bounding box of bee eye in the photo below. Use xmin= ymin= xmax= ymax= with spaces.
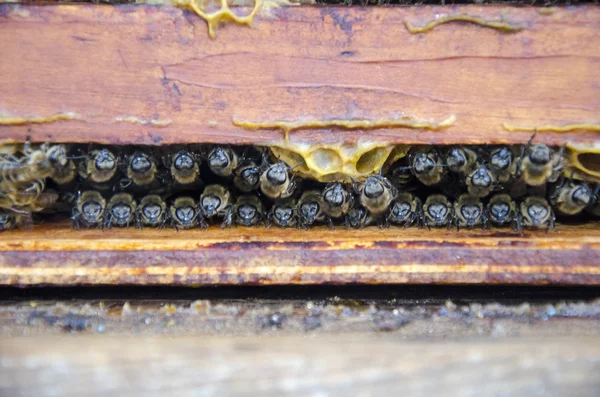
xmin=429 ymin=204 xmax=447 ymax=218
xmin=324 ymin=186 xmax=344 ymax=206
xmin=393 ymin=202 xmax=410 ymax=217
xmin=144 ymin=204 xmax=161 ymax=219
xmin=174 ymin=153 xmax=194 ymax=170
xmin=447 ymin=149 xmax=466 ymax=169
xmin=131 ymin=155 xmax=151 ymax=172
xmin=113 ymin=204 xmax=131 ymax=219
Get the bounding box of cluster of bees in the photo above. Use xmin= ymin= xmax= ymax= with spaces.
xmin=0 ymin=137 xmax=599 ymax=233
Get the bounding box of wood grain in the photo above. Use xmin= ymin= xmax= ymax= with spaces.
xmin=1 ymin=335 xmax=599 ymax=396
xmin=0 ymin=5 xmax=599 ymax=145
xmin=1 ymin=222 xmax=600 ymax=286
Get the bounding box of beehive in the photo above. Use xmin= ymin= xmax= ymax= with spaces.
xmin=0 ymin=2 xmax=600 ymax=286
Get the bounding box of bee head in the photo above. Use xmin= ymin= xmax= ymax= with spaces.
xmin=130 ymin=153 xmax=152 ymax=173
xmin=274 ymin=205 xmax=294 ymax=226
xmin=572 ymin=185 xmax=592 ymax=206
xmin=142 ymin=203 xmax=162 ymax=222
xmin=174 ymin=151 xmax=195 ymax=171
xmin=241 ymin=166 xmax=260 ymax=185
xmin=413 ymin=153 xmax=435 ymax=175
xmin=0 ymin=211 xmax=15 ymax=230
xmin=47 ymin=145 xmax=69 ymax=168
xmin=446 ymin=148 xmax=466 ymax=171
xmin=490 ymin=201 xmax=510 ymax=221
xmin=201 ymin=195 xmax=222 ymax=218
xmin=323 ymin=183 xmax=345 ymax=207
xmin=364 ymin=176 xmax=384 ymax=199
xmin=112 ymin=203 xmax=132 ymax=223
xmin=82 ymin=200 xmax=103 ymax=222
xmin=266 ymin=163 xmax=288 ymax=186
xmin=460 ymin=203 xmax=481 ymax=224
xmin=471 ymin=165 xmax=492 ymax=187
xmin=428 ymin=202 xmax=448 ymax=223
xmin=237 ymin=203 xmax=258 ymax=226
xmin=175 ymin=205 xmax=196 ymax=224
xmin=529 ymin=144 xmax=551 ymax=166
xmin=391 ymin=200 xmax=411 ymax=220
xmin=300 ymin=200 xmax=320 ymax=223
xmin=94 ymin=149 xmax=116 ymax=171
xmin=208 ymin=147 xmax=230 ymax=170
xmin=527 ymin=202 xmax=549 ymax=225
xmin=490 ymin=147 xmax=512 ymax=171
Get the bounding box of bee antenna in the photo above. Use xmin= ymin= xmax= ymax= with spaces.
xmin=67 ymin=155 xmax=88 ymax=160
xmin=526 ymin=132 xmax=537 ymax=148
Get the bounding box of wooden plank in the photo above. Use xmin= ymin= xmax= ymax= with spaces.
xmin=1 ymin=222 xmax=600 ymax=286
xmin=1 ymin=335 xmax=599 ymax=396
xmin=0 ymin=4 xmax=599 ymax=146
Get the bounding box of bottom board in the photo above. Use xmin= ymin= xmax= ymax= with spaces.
xmin=0 ymin=222 xmax=599 ymax=286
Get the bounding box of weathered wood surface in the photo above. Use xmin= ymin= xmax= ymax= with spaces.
xmin=1 ymin=335 xmax=599 ymax=396
xmin=1 ymin=222 xmax=600 ymax=286
xmin=1 ymin=5 xmax=600 ymax=145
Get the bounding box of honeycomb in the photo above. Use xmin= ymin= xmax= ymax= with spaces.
xmin=566 ymin=142 xmax=600 ymax=183
xmin=269 ymin=142 xmax=410 ymax=183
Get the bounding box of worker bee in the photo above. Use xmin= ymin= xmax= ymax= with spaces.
xmin=489 ymin=146 xmax=519 ymax=183
xmin=466 ymin=163 xmax=496 ymax=198
xmin=260 ymin=161 xmax=297 ymax=200
xmin=223 ymin=195 xmax=265 ymax=228
xmin=322 ymin=182 xmax=353 ymax=220
xmin=234 ymin=161 xmax=261 ymax=192
xmin=386 ymin=159 xmax=415 ymax=191
xmin=136 ymin=195 xmax=167 ymax=229
xmin=71 ymin=191 xmax=106 ymax=229
xmin=423 ymin=194 xmax=453 ymax=229
xmin=207 ymin=146 xmax=238 ymax=177
xmin=445 ymin=146 xmax=477 ymax=175
xmin=0 ymin=179 xmax=46 ymax=209
xmin=199 ymin=184 xmax=231 ymax=227
xmin=354 ymin=175 xmax=396 ymax=221
xmin=266 ymin=198 xmax=297 ymax=228
xmin=0 ymin=142 xmax=66 ymax=201
xmin=0 ymin=210 xmax=16 ymax=232
xmin=168 ymin=149 xmax=201 ymax=185
xmin=170 ymin=196 xmax=200 ymax=230
xmin=105 ymin=193 xmax=136 ymax=228
xmin=410 ymin=147 xmax=445 ymax=186
xmin=386 ymin=193 xmax=423 ymax=228
xmin=80 ymin=148 xmax=119 ymax=185
xmin=519 ymin=196 xmax=555 ymax=232
xmin=549 ymin=180 xmax=592 ymax=216
xmin=453 ymin=194 xmax=487 ymax=230
xmin=298 ymin=190 xmax=326 ymax=229
xmin=519 ymin=135 xmax=563 ymax=187
xmin=122 ymin=151 xmax=158 ymax=187
xmin=345 ymin=203 xmax=370 ymax=229
xmin=487 ymin=194 xmax=519 ymax=230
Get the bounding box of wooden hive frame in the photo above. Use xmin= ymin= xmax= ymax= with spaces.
xmin=0 ymin=2 xmax=599 ymax=286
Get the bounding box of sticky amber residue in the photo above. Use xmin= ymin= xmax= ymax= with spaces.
xmin=503 ymin=123 xmax=600 ymax=133
xmin=115 ymin=116 xmax=172 ymax=127
xmin=405 ymin=14 xmax=522 ymax=34
xmin=537 ymin=7 xmax=556 ymax=16
xmin=233 ymin=115 xmax=456 ymax=141
xmin=0 ymin=112 xmax=81 ymax=125
xmin=172 ymin=0 xmax=262 ymax=39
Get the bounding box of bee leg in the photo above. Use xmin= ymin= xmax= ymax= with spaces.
xmin=71 ymin=209 xmax=80 ymax=230
xmin=327 ymin=216 xmax=335 ymax=231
